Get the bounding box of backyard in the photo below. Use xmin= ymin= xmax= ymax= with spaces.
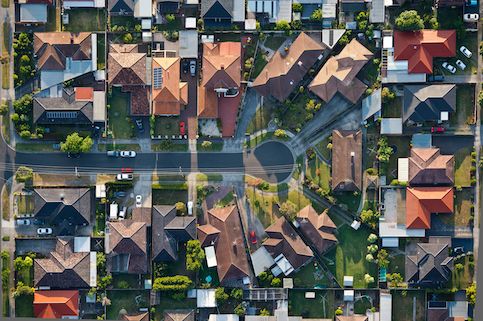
xmin=97 ymin=33 xmax=106 ymax=70
xmin=454 ymin=146 xmax=472 ymax=187
xmin=385 ymin=135 xmax=411 ymax=181
xmin=391 ymin=290 xmax=426 ymax=321
xmin=439 ymin=188 xmax=473 ymax=227
xmin=451 ymin=84 xmax=475 ymax=129
xmin=333 ymin=191 xmax=361 ymax=214
xmin=15 ymin=294 xmax=33 ymax=317
xmin=305 ymin=156 xmax=331 ymax=191
xmin=106 ymin=290 xmax=149 ymax=320
xmin=451 ymin=255 xmax=474 ymax=290
xmin=108 ymin=88 xmax=134 ymax=139
xmin=382 ymin=96 xmax=402 ymax=118
xmin=291 ymin=260 xmax=331 ymax=288
xmin=324 ymin=224 xmax=378 ymax=288
xmin=64 ymin=9 xmax=106 ymax=32
xmin=288 ymin=290 xmax=334 ymax=319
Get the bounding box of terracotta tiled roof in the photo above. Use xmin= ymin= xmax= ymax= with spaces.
xmin=263 ymin=216 xmax=313 ymax=271
xmin=394 ymin=30 xmax=456 ymax=74
xmin=74 ymin=87 xmax=94 ymax=101
xmin=197 ymin=205 xmax=250 ymax=283
xmin=406 ymin=187 xmax=454 ymax=229
xmin=34 ymin=290 xmax=79 ymax=319
xmin=152 ymin=57 xmax=188 ymax=115
xmin=331 ymin=129 xmax=362 ymax=192
xmin=121 ymin=85 xmax=151 ymax=116
xmin=164 ymin=310 xmax=195 ymax=321
xmin=34 ymin=32 xmax=92 ymax=71
xmin=253 ymin=32 xmax=325 ymax=102
xmin=198 ymin=42 xmax=241 ymax=118
xmin=309 ymin=39 xmax=372 ymax=104
xmin=296 ymin=205 xmax=337 ymax=254
xmin=122 ymin=312 xmax=149 ymax=321
xmin=336 ymin=316 xmax=368 ymax=321
xmin=409 ymin=148 xmax=454 ymax=186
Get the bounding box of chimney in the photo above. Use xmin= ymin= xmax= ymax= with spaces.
xmin=220 ymin=64 xmax=224 ymax=70
xmin=350 ymin=152 xmax=355 ymax=181
xmin=60 ymin=193 xmax=65 ymax=201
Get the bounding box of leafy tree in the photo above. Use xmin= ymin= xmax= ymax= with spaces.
xmin=186 ymin=240 xmax=205 ymax=272
xmin=60 ymin=133 xmax=93 ymax=154
xmin=364 ymin=274 xmax=375 ymax=284
xmin=234 ymin=303 xmax=246 ymax=316
xmin=466 ymin=282 xmax=476 ymax=305
xmin=258 ymin=271 xmax=274 ymax=286
xmin=381 ymin=87 xmax=395 ymax=103
xmin=176 ymin=202 xmax=187 ymax=215
xmin=291 ymin=20 xmax=302 ymax=30
xmin=360 ymin=209 xmax=380 ymax=229
xmin=201 ymin=140 xmax=212 ymax=149
xmin=377 ymin=137 xmax=393 ymax=163
xmin=165 ymin=14 xmax=176 ymax=23
xmin=366 ymin=254 xmax=374 ymax=262
xmin=377 ymin=249 xmax=389 ymax=268
xmin=455 ymin=263 xmax=464 ymax=271
xmin=271 ymin=277 xmax=282 ymax=287
xmin=274 ymin=129 xmax=287 ymax=138
xmin=15 ymin=166 xmax=33 ymax=183
xmin=230 ymin=288 xmax=243 ymax=300
xmin=335 ymin=307 xmax=343 ymax=315
xmin=279 ymin=201 xmax=297 ymax=221
xmin=310 ymin=8 xmax=323 ymax=21
xmin=367 ymin=233 xmax=378 ymax=243
xmin=123 ymin=33 xmax=133 ymax=43
xmin=97 ymin=274 xmax=112 ymax=290
xmin=215 ymin=287 xmax=229 ymax=304
xmin=395 ymin=10 xmax=424 ymax=31
xmin=292 ymin=3 xmax=303 ymax=12
xmin=259 ymin=309 xmax=270 ymax=316
xmin=387 ymin=273 xmax=403 ymax=288
xmin=96 ymin=252 xmax=106 ymax=273
xmin=275 ymin=20 xmax=291 ymax=32
xmin=12 ymin=281 xmax=34 ymax=298
xmin=0 ymin=100 xmax=8 ymax=115
xmin=367 ymin=244 xmax=378 ymax=254
xmin=152 ymin=275 xmax=192 ymax=292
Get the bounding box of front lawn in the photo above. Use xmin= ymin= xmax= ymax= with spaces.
xmin=315 ymin=136 xmax=331 ymax=161
xmin=306 ymin=157 xmax=331 ymax=191
xmin=106 ymin=290 xmax=149 ymax=320
xmin=98 ymin=143 xmax=141 ymax=152
xmin=288 ymin=289 xmax=334 ymax=319
xmin=154 ymin=116 xmax=181 ymax=137
xmin=454 ymin=146 xmax=472 ymax=187
xmin=439 ymin=188 xmax=473 ymax=227
xmin=108 ymin=88 xmax=134 ymax=139
xmin=451 ymin=85 xmax=475 ymax=129
xmin=263 ymin=36 xmax=287 ymax=50
xmin=451 ymin=255 xmax=474 ymax=290
xmin=152 ymin=187 xmax=188 ymax=205
xmin=2 ymin=62 xmax=9 ymax=89
xmin=153 ymin=297 xmax=197 ymax=321
xmin=17 ymin=195 xmax=34 ymax=215
xmin=151 ymin=141 xmax=188 ymax=152
xmin=246 ymin=105 xmax=274 ymax=135
xmin=277 ymin=92 xmax=321 ymax=132
xmin=291 ymin=260 xmax=331 ymax=288
xmin=15 ymin=294 xmax=34 ymax=317
xmin=324 ymin=224 xmax=378 ymax=288
xmin=391 ymin=290 xmax=426 ymax=321
xmin=197 ymin=141 xmax=224 ymax=151
xmin=64 ymin=9 xmax=106 ymax=32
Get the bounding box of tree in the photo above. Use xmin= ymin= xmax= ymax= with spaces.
xmin=455 ymin=263 xmax=464 ymax=271
xmin=387 ymin=273 xmax=403 ymax=288
xmin=234 ymin=303 xmax=246 ymax=316
xmin=310 ymin=8 xmax=323 ymax=21
xmin=292 ymin=3 xmax=303 ymax=12
xmin=176 ymin=202 xmax=187 ymax=215
xmin=97 ymin=274 xmax=112 ymax=290
xmin=279 ymin=201 xmax=297 ymax=221
xmin=96 ymin=252 xmax=106 ymax=273
xmin=381 ymin=87 xmax=395 ymax=103
xmin=377 ymin=249 xmax=389 ymax=268
xmin=274 ymin=129 xmax=287 ymax=138
xmin=12 ymin=281 xmax=34 ymax=298
xmin=15 ymin=166 xmax=33 ymax=183
xmin=364 ymin=274 xmax=375 ymax=284
xmin=335 ymin=307 xmax=343 ymax=315
xmin=366 ymin=254 xmax=374 ymax=262
xmin=271 ymin=277 xmax=282 ymax=287
xmin=377 ymin=137 xmax=393 ymax=163
xmin=395 ymin=10 xmax=424 ymax=31
xmin=230 ymin=288 xmax=243 ymax=300
xmin=0 ymin=100 xmax=8 ymax=115
xmin=367 ymin=244 xmax=378 ymax=254
xmin=123 ymin=33 xmax=133 ymax=43
xmin=367 ymin=233 xmax=378 ymax=243
xmin=165 ymin=14 xmax=176 ymax=23
xmin=186 ymin=240 xmax=205 ymax=272
xmin=215 ymin=287 xmax=229 ymax=304
xmin=201 ymin=140 xmax=212 ymax=149
xmin=152 ymin=275 xmax=192 ymax=292
xmin=466 ymin=282 xmax=476 ymax=305
xmin=275 ymin=20 xmax=291 ymax=32
xmin=60 ymin=133 xmax=93 ymax=154
xmin=259 ymin=309 xmax=270 ymax=316
xmin=360 ymin=209 xmax=380 ymax=229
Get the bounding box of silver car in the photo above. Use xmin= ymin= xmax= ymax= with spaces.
xmin=116 ymin=173 xmax=133 ymax=181
xmin=460 ymin=46 xmax=472 ymax=58
xmin=37 ymin=227 xmax=53 ymax=235
xmin=120 ymin=151 xmax=136 ymax=158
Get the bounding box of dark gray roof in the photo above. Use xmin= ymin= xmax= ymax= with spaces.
xmin=405 ymin=237 xmax=454 ymax=286
xmin=403 ymin=84 xmax=456 ymax=123
xmin=33 ymin=88 xmax=94 ymax=125
xmin=201 ymin=0 xmax=233 ymax=18
xmin=34 ymin=188 xmax=92 ymax=234
xmin=152 ymin=205 xmax=196 ymax=262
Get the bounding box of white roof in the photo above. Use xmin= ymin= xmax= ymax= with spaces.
xmin=209 ymin=315 xmax=239 ymax=321
xmin=398 ymin=158 xmax=409 ymax=183
xmin=369 ymin=0 xmax=385 ymax=24
xmin=142 ymin=18 xmax=152 ymax=30
xmin=274 ymin=254 xmax=294 ymax=276
xmin=343 ymin=276 xmax=354 ymax=287
xmin=179 ymin=31 xmax=199 ymax=58
xmin=109 ymin=203 xmax=118 ymax=220
xmin=380 ymin=292 xmax=392 ymax=321
xmin=232 ymin=0 xmax=245 ymax=21
xmin=197 ymin=289 xmax=217 ymax=308
xmin=351 ymin=220 xmax=361 ymax=230
xmin=382 ymin=237 xmax=399 ymax=248
xmin=205 ymin=246 xmax=217 ymax=268
xmin=95 ymin=184 xmax=106 ymax=198
xmin=343 ymin=290 xmax=354 ymax=301
xmin=63 ymin=0 xmax=95 ymax=8
xmin=441 ymin=111 xmax=449 ymax=121
xmin=251 ymin=246 xmax=275 ymax=276
xmin=379 ymin=222 xmax=425 ymax=238
xmin=383 ymin=36 xmax=393 ymax=49
xmin=20 ymin=3 xmax=47 ymax=22
xmin=89 ymin=251 xmax=97 ymax=286
xmin=245 ymin=18 xmax=257 ymax=30
xmin=185 ymin=17 xmax=197 ymax=29
xmin=74 ymin=237 xmax=91 ymax=252
xmin=134 ymin=0 xmax=151 ymax=17
xmin=93 ymin=91 xmax=106 ymax=122
xmin=381 ymin=118 xmax=402 ymax=135
xmin=305 ymin=292 xmax=316 ymax=299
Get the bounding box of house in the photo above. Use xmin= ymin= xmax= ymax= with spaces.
xmin=201 ymin=0 xmax=245 ymax=27
xmin=63 ymin=0 xmax=105 ymax=8
xmin=34 ymin=290 xmax=79 ymax=319
xmin=106 ymin=214 xmax=149 ymax=274
xmin=197 ymin=205 xmax=250 ymax=284
xmin=403 ymin=84 xmax=456 ymax=124
xmin=263 ymin=216 xmax=313 ymax=276
xmin=18 ymin=0 xmax=52 ymax=24
xmin=122 ymin=312 xmax=150 ymax=321
xmin=406 ymin=237 xmax=454 ymax=286
xmin=34 ymin=32 xmax=97 ymax=90
xmin=427 ymin=300 xmax=468 ymax=321
xmin=164 ymin=310 xmax=195 ymax=321
xmin=394 ymin=30 xmax=456 ymax=74
xmin=152 ymin=205 xmax=196 ymax=261
xmin=408 ymin=148 xmax=455 ymax=186
xmin=34 ymin=238 xmax=96 ymax=289
xmin=406 ymin=187 xmax=453 ymax=229
xmin=246 ymin=307 xmax=331 ymax=321
xmin=33 ymin=87 xmax=94 ymax=125
xmin=108 ymin=0 xmax=152 ymax=18
xmin=252 ymin=32 xmax=325 ymax=102
xmin=309 ymin=38 xmax=373 ymax=104
xmin=295 ymin=205 xmax=337 ymax=254
xmin=108 ymin=44 xmax=150 ymax=116
xmin=335 ymin=316 xmax=368 ymax=321
xmin=156 ymin=0 xmax=180 ymax=15
xmin=246 ymin=0 xmax=292 ymax=23
xmin=331 ymin=130 xmax=362 ymax=192
xmin=33 ymin=187 xmax=92 ymax=235
xmin=152 ymin=57 xmax=188 ymax=116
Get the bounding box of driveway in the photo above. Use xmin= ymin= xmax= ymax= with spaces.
xmin=15 ymin=238 xmax=57 ymax=255
xmin=180 ymin=58 xmax=199 ymax=139
xmin=432 ymin=135 xmax=474 ymax=154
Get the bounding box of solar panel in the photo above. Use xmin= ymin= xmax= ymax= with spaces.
xmin=153 ymin=67 xmax=163 ymax=89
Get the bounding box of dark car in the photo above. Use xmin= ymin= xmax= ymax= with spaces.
xmin=428 ymin=74 xmax=444 ymax=82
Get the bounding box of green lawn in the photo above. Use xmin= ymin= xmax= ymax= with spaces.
xmin=277 ymin=92 xmax=318 ymax=132
xmin=325 ymin=224 xmax=377 ymax=288
xmin=1 ymin=0 xmax=9 ymax=8
xmin=451 ymin=255 xmax=474 ymax=290
xmin=385 ymin=135 xmax=411 ymax=181
xmin=108 ymin=88 xmax=133 ymax=139
xmin=246 ymin=105 xmax=273 ymax=135
xmin=2 ymin=251 xmax=10 ymax=317
xmin=2 ymin=184 xmax=10 ymax=220
xmin=315 ymin=136 xmax=331 ymax=161
xmin=111 ymin=16 xmax=140 ymax=31
xmin=152 ymin=188 xmax=188 ymax=205
xmin=264 ymin=36 xmax=287 ymax=50
xmin=451 ymin=85 xmax=475 ymax=128
xmin=1 ymin=63 xmax=9 ymax=89
xmin=333 ymin=191 xmax=361 ymax=213
xmin=152 ymin=141 xmax=188 ymax=152
xmin=97 ymin=33 xmax=106 ymax=70
xmin=391 ymin=290 xmax=425 ymax=321
xmin=154 ymin=117 xmax=181 ymax=137
xmin=17 ymin=195 xmax=34 ymax=215
xmin=64 ymin=9 xmax=106 ymax=32
xmin=454 ymin=146 xmax=472 ymax=187
xmin=439 ymin=188 xmax=473 ymax=227
xmin=215 ymin=191 xmax=235 ymax=207
xmin=112 ymin=273 xmax=144 ymax=289
xmin=15 ymin=294 xmax=33 ymax=317
xmin=387 ymin=251 xmax=405 ymax=277
xmin=196 ymin=173 xmax=223 ymax=181
xmin=153 ymin=297 xmax=197 ymax=321
xmin=382 ymin=96 xmax=402 ymax=118
xmin=106 ymin=290 xmax=149 ymax=320
xmin=288 ymin=289 xmax=334 ymax=319
xmin=45 ymin=5 xmax=59 ymax=32
xmin=197 ymin=141 xmax=224 ymax=151
xmin=252 ymin=52 xmax=268 ymax=79
xmin=306 ymin=157 xmax=331 ymax=191
xmin=291 ymin=261 xmax=331 ymax=288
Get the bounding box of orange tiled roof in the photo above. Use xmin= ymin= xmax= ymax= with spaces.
xmin=394 ymin=30 xmax=456 ymax=74
xmin=406 ymin=187 xmax=454 ymax=229
xmin=152 ymin=57 xmax=188 ymax=115
xmin=74 ymin=87 xmax=94 ymax=101
xmin=34 ymin=290 xmax=79 ymax=319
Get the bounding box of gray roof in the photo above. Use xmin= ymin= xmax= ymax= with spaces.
xmin=20 ymin=4 xmax=47 ymax=23
xmin=362 ymin=87 xmax=381 ymax=121
xmin=201 ymin=0 xmax=233 ymax=17
xmin=403 ymin=84 xmax=456 ymax=123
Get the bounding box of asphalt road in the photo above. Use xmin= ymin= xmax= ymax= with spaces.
xmin=8 ymin=140 xmax=295 ymax=183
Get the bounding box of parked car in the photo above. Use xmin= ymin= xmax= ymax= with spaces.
xmin=121 ymin=168 xmax=133 ymax=173
xmin=463 ymin=13 xmax=479 ymax=22
xmin=135 ymin=119 xmax=144 ymax=132
xmin=179 ymin=121 xmax=186 ymax=136
xmin=442 ymin=62 xmax=456 ymax=74
xmin=249 ymin=231 xmax=257 ymax=244
xmin=107 ymin=151 xmax=120 ymax=157
xmin=136 ymin=195 xmax=142 ymax=207
xmin=118 ymin=207 xmax=127 ymax=220
xmin=114 ymin=191 xmax=127 ymax=198
xmin=182 ymin=60 xmax=189 ymax=74
xmin=453 ymin=246 xmax=464 ymax=255
xmin=428 ymin=74 xmax=444 ymax=82
xmin=120 ymin=151 xmax=136 ymax=158
xmin=37 ymin=227 xmax=52 ymax=235
xmin=431 ymin=126 xmax=445 ymax=133
xmin=189 ymin=60 xmax=196 ymax=76
xmin=187 ymin=201 xmax=193 ymax=215
xmin=455 ymin=59 xmax=466 ymax=70
xmin=460 ymin=46 xmax=472 ymax=58
xmin=116 ymin=173 xmax=133 ymax=181
xmin=16 ymin=219 xmax=31 ymax=225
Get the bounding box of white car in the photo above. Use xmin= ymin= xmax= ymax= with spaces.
xmin=116 ymin=173 xmax=133 ymax=181
xmin=120 ymin=151 xmax=136 ymax=158
xmin=16 ymin=219 xmax=31 ymax=225
xmin=455 ymin=59 xmax=466 ymax=70
xmin=187 ymin=201 xmax=193 ymax=215
xmin=442 ymin=62 xmax=456 ymax=74
xmin=463 ymin=13 xmax=479 ymax=22
xmin=460 ymin=46 xmax=472 ymax=58
xmin=118 ymin=207 xmax=127 ymax=220
xmin=136 ymin=195 xmax=142 ymax=207
xmin=37 ymin=227 xmax=52 ymax=235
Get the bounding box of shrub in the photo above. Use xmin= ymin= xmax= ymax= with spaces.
xmin=2 ymin=236 xmax=9 ymax=241
xmin=275 ymin=20 xmax=291 ymax=32
xmin=366 ymin=168 xmax=378 ymax=175
xmin=117 ymin=280 xmax=129 ymax=289
xmin=310 ymin=8 xmax=323 ymax=21
xmin=274 ymin=129 xmax=287 ymax=138
xmin=215 ymin=287 xmax=229 ymax=304
xmin=230 ymin=288 xmax=243 ymax=300
xmin=335 ymin=307 xmax=343 ymax=315
xmin=234 ymin=303 xmax=246 ymax=316
xmin=15 ymin=166 xmax=33 ymax=183
xmin=201 ymin=140 xmax=212 ymax=149
xmin=367 ymin=233 xmax=378 ymax=243
xmin=165 ymin=14 xmax=176 ymax=23
xmin=123 ymin=33 xmax=133 ymax=43
xmin=186 ymin=240 xmax=205 ymax=272
xmin=152 ymin=275 xmax=192 ymax=292
xmin=395 ymin=10 xmax=424 ymax=31
xmin=292 ymin=3 xmax=303 ymax=12
xmin=175 ymin=201 xmax=187 ymax=215
xmin=271 ymin=277 xmax=282 ymax=287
